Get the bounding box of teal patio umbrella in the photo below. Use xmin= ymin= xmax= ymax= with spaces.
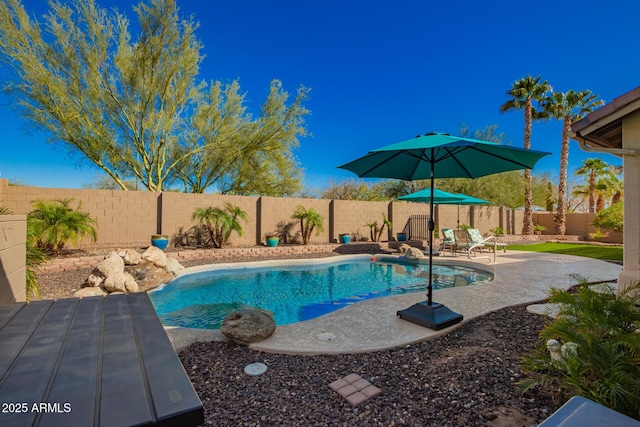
xmin=338 ymin=132 xmax=550 ymax=330
xmin=398 ymin=189 xmax=490 ymax=229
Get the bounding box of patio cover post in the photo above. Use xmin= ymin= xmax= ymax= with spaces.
xmin=617 ymin=116 xmax=640 ymax=291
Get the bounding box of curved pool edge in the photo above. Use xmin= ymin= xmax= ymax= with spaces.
xmin=155 ymin=251 xmax=621 ymax=355
xmin=175 ymin=253 xmax=375 ymax=279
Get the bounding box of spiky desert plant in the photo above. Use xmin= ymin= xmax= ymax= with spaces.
xmin=520 ymin=276 xmax=640 ymax=419
xmin=27 ymin=198 xmax=98 ymax=255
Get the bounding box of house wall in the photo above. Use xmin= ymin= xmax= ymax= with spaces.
xmin=0 ymin=215 xmax=27 ymax=303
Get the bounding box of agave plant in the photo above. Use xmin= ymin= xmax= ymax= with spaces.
xmin=520 ymin=276 xmax=640 ymax=419
xmin=192 ymin=203 xmax=248 ymax=248
xmin=27 ymin=198 xmax=98 ymax=255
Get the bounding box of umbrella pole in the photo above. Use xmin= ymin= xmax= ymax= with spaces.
xmin=427 ymin=167 xmax=435 ymax=306
xmin=396 ymin=149 xmax=463 ymax=330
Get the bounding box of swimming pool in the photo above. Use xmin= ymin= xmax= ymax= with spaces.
xmin=149 ymin=255 xmax=493 ymax=329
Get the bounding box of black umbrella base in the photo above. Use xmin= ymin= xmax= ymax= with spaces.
xmin=397 ymin=302 xmax=463 ymax=330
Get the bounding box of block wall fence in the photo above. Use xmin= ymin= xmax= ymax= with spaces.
xmin=0 ymin=178 xmax=620 ymax=248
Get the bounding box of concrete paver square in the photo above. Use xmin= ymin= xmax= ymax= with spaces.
xmin=345 ymin=392 xmax=368 ymax=406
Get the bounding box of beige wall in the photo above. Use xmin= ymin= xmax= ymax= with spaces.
xmin=332 ymin=199 xmax=390 ymax=241
xmin=0 ymin=215 xmax=27 ymax=303
xmin=161 ymin=192 xmax=260 ymax=246
xmin=1 ymin=183 xmax=158 ymax=247
xmin=260 ymin=197 xmax=331 ymax=244
xmin=533 ymin=212 xmax=623 ymax=243
xmin=1 ymin=178 xmax=616 ymax=248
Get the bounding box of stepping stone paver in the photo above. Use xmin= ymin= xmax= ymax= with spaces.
xmin=329 ymin=373 xmax=382 ymax=406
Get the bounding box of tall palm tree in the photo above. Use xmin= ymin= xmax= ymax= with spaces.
xmin=543 ymin=90 xmax=604 ymax=234
xmin=575 ymin=158 xmax=610 ymax=213
xmin=500 ymin=75 xmax=551 ymax=235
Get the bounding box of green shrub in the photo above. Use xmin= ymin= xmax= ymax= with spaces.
xmin=192 ymin=203 xmax=248 ymax=248
xmin=592 ymin=202 xmax=623 ymax=233
xmin=28 ymin=198 xmax=98 ymax=255
xmin=490 ymin=226 xmax=504 ymax=236
xmin=520 ymin=276 xmax=640 ymax=419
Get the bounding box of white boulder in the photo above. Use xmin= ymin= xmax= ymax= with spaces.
xmin=142 ymin=246 xmax=168 ymax=268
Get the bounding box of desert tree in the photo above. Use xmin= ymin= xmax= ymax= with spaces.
xmin=0 ymin=0 xmax=309 ymax=193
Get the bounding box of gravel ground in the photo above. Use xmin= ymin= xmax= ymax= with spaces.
xmin=35 ymin=249 xmax=560 ymax=426
xmin=180 ymin=305 xmax=558 ymax=427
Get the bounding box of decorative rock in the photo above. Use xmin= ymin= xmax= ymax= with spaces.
xmin=165 ymin=258 xmax=185 ymax=276
xmin=94 ymin=251 xmax=125 ymax=277
xmin=404 ymin=247 xmax=424 ymax=261
xmin=73 ymin=287 xmax=108 ymax=298
xmin=121 ymin=249 xmax=142 ymax=265
xmin=221 ymin=309 xmax=276 ymax=345
xmin=85 ymin=273 xmax=104 ymax=288
xmin=142 ymin=245 xmax=168 ymax=268
xmin=397 ymin=243 xmax=411 ymax=254
xmin=104 ymin=271 xmax=139 ymax=293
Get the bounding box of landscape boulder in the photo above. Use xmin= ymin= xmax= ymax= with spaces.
xmin=397 ymin=243 xmax=411 ymax=254
xmin=221 ymin=309 xmax=276 ymax=345
xmin=73 ymin=287 xmax=108 ymax=298
xmin=404 ymin=247 xmax=424 ymax=261
xmin=142 ymin=246 xmax=168 ymax=268
xmin=120 ymin=249 xmax=142 ymax=265
xmin=165 ymin=258 xmax=185 ymax=276
xmin=104 ymin=271 xmax=139 ymax=293
xmin=85 ymin=251 xmax=124 ymax=287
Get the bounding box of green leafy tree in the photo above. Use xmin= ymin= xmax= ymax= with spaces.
xmin=191 ymin=203 xmax=248 ymax=248
xmin=500 ymin=75 xmax=552 ymax=235
xmin=543 ymin=90 xmax=604 ymax=234
xmin=0 ymin=0 xmax=309 ymax=193
xmin=592 ymin=201 xmax=624 ymax=233
xmin=28 ymin=198 xmax=98 ymax=255
xmin=172 ymin=80 xmax=309 ymax=195
xmin=291 ymin=206 xmax=324 ymax=245
xmin=520 ymin=278 xmax=640 ymax=419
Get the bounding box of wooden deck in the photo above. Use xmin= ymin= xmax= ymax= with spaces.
xmin=0 ymin=293 xmax=203 ymax=427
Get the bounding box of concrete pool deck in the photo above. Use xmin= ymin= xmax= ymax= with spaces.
xmin=163 ymin=251 xmax=621 ymax=354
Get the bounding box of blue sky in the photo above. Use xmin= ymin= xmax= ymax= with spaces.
xmin=1 ymin=0 xmax=637 ymax=191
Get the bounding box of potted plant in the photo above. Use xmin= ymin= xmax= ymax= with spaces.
xmin=151 ymin=234 xmax=169 ymax=250
xmin=265 ymin=234 xmax=279 ymax=247
xmin=396 ymin=232 xmax=407 ymax=241
xmin=339 ymin=233 xmax=351 ymax=244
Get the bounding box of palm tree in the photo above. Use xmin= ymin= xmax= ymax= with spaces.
xmin=575 ymin=158 xmax=610 ymax=213
xmin=291 ymin=206 xmax=324 ymax=245
xmin=594 ymin=173 xmax=623 ymax=212
xmin=543 ymin=90 xmax=604 ymax=235
xmin=191 ymin=203 xmax=248 ymax=248
xmin=28 ymin=198 xmax=98 ymax=255
xmin=500 ymin=75 xmax=552 ymax=235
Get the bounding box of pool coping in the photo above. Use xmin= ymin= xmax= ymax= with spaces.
xmin=160 ymin=251 xmax=621 ymax=354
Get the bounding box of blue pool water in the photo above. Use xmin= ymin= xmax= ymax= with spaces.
xmin=149 ymin=258 xmax=492 ymax=329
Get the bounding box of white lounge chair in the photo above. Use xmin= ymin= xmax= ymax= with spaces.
xmin=468 ymin=228 xmax=507 ymax=253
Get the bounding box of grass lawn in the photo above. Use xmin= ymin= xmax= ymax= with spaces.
xmin=507 ymin=242 xmax=623 ymax=261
